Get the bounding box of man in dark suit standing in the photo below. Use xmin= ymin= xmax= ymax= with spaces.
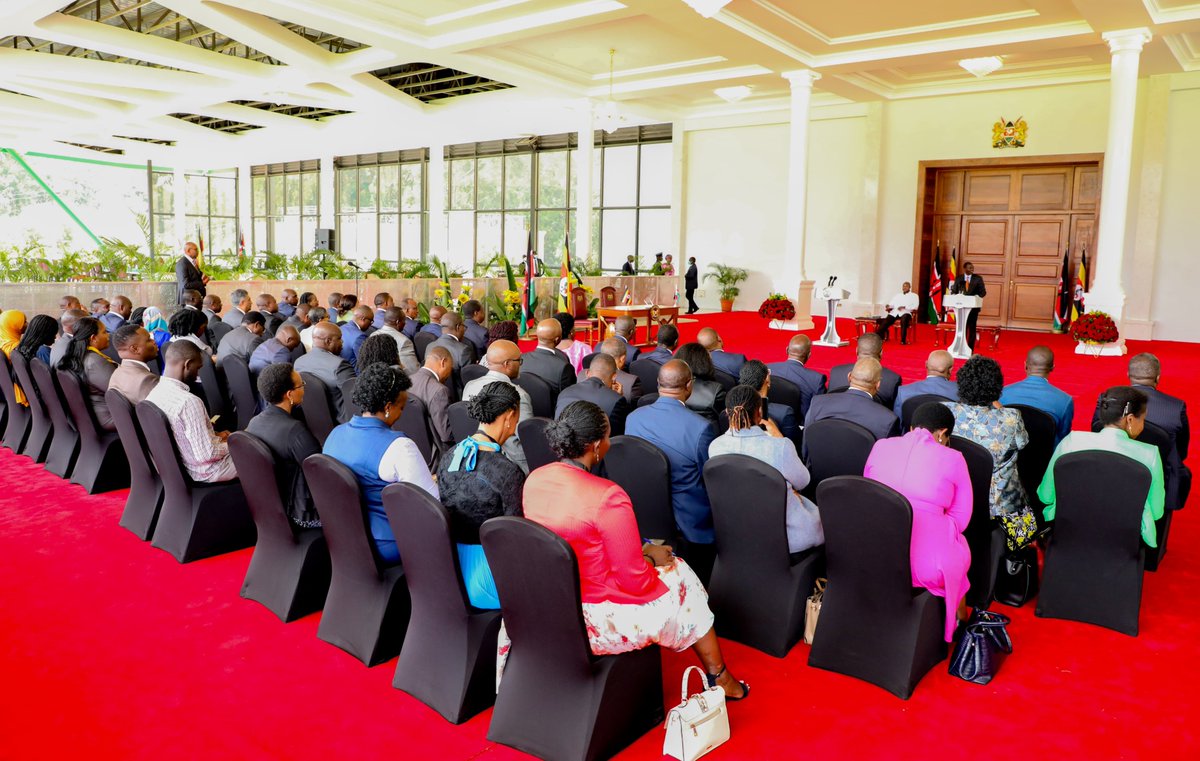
xmin=684 ymin=256 xmax=699 ymax=314
xmin=804 ymin=358 xmax=900 ymax=459
xmin=620 ymin=255 xmax=636 ymax=275
xmin=521 ymin=318 xmax=576 ymax=397
xmin=828 ymin=332 xmax=903 ymax=410
xmin=175 ymin=241 xmax=208 ymax=305
xmin=609 ymin=316 xmax=641 ymax=367
xmin=767 ymin=334 xmax=827 ymax=419
xmin=555 ymin=353 xmax=631 ymax=436
xmin=952 ymin=260 xmax=987 ymax=350
xmin=697 ymin=327 xmax=745 ymax=378
xmin=641 ymin=323 xmax=679 ymax=365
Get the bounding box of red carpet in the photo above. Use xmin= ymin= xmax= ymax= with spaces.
xmin=2 ymin=313 xmax=1198 ymax=760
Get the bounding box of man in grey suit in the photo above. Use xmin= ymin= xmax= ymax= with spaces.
xmin=462 ymin=339 xmax=531 ymax=473
xmin=108 ymin=324 xmax=160 ymax=403
xmin=294 ymin=321 xmax=356 ymax=417
xmin=462 ymin=299 xmax=489 ymax=357
xmin=430 ymin=312 xmax=477 ymax=369
xmin=555 ymin=352 xmax=630 ymax=436
xmin=376 ymin=306 xmax=420 ymax=375
xmin=408 ymin=345 xmax=455 ymax=454
xmin=50 ymin=309 xmax=87 ymax=368
xmin=804 ymin=358 xmax=900 ymax=459
xmin=827 ymin=332 xmax=904 ymax=410
xmin=219 ymin=312 xmax=267 ymax=364
xmin=767 ymin=334 xmax=827 ymax=419
xmin=249 ymin=325 xmax=302 ymax=374
xmin=893 ymin=350 xmax=959 ymax=417
xmin=521 ymin=318 xmax=576 ymax=397
xmin=597 ymin=337 xmax=643 ymax=405
xmin=223 ymin=289 xmax=252 ymax=328
xmin=203 ymin=294 xmax=233 ymax=349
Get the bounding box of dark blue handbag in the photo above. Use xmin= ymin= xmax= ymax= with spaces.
xmin=948 ymin=609 xmax=1012 ymax=685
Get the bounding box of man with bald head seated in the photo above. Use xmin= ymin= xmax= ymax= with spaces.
xmin=408 ymin=345 xmax=456 ymax=453
xmin=608 ymin=315 xmax=641 ymax=367
xmin=893 ymin=349 xmax=960 ymax=416
xmin=642 ymin=323 xmax=679 ymax=365
xmin=520 ymin=318 xmax=576 ymax=396
xmin=463 ymin=339 xmax=533 ymax=473
xmin=767 ymin=334 xmax=827 ymax=418
xmin=249 ymin=325 xmax=302 ymax=374
xmin=338 ymin=304 xmax=376 ymax=367
xmin=146 ymin=341 xmax=237 ymax=483
xmin=1000 ymin=345 xmax=1073 ymax=444
xmin=430 ymin=311 xmax=477 ymax=369
xmin=827 ymin=332 xmax=904 ymax=410
xmin=376 ymin=306 xmax=420 ymax=375
xmin=555 ymin=352 xmax=631 ymax=436
xmin=421 ymin=305 xmax=447 ymax=338
xmin=597 ymin=337 xmax=643 ymax=404
xmin=804 ymin=357 xmax=901 ymax=459
xmin=294 ymin=321 xmax=356 ymax=416
xmin=625 ymin=360 xmax=718 ymax=557
xmin=697 ymin=327 xmax=745 ymax=379
xmin=50 ymin=309 xmax=88 ymax=368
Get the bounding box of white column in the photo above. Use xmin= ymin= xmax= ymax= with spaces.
xmin=427 ymin=143 xmax=447 ymax=261
xmin=172 ymin=166 xmax=186 ymax=252
xmin=318 ymin=155 xmax=336 ymax=236
xmin=1087 ymin=28 xmax=1151 ymax=339
xmin=780 ymin=69 xmax=820 ymax=330
xmin=576 ymin=101 xmax=594 ymax=266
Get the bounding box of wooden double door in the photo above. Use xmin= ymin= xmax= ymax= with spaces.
xmin=926 ymin=162 xmax=1099 ymax=330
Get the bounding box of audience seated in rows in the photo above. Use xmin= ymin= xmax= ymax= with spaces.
xmin=804 ymin=358 xmax=900 ymax=457
xmin=462 ymin=340 xmax=531 ymax=473
xmin=893 ymin=350 xmax=959 ymax=416
xmin=322 ymin=364 xmax=437 ymax=565
xmin=1000 ymin=346 xmax=1073 ymax=444
xmin=598 ymin=337 xmax=643 ymax=404
xmin=436 ymin=381 xmax=526 ymax=610
xmin=521 ymin=319 xmax=574 ymax=397
xmin=766 ymin=334 xmax=826 ymax=419
xmin=58 ymin=316 xmax=117 ymax=431
xmin=710 ymin=385 xmax=823 ymax=554
xmin=1043 ymin=386 xmax=1165 ymax=547
xmin=945 ymin=355 xmax=1029 ymax=518
xmin=410 ymin=346 xmax=456 ymax=454
xmin=519 ymin=400 xmax=747 ymax=700
xmin=462 ymin=299 xmax=489 ymax=357
xmin=674 ymin=342 xmax=726 ymax=422
xmin=642 ymin=324 xmax=678 ymax=365
xmin=829 ymin=333 xmax=903 ymax=410
xmin=431 ymin=312 xmax=477 ymax=370
xmin=108 ymin=325 xmax=160 ymax=403
xmin=555 ymin=352 xmax=630 ymax=436
xmin=146 ymin=341 xmax=236 ymax=483
xmin=738 ymin=359 xmax=797 ymax=440
xmin=698 ymin=327 xmax=746 ymax=379
xmin=864 ymin=402 xmax=972 ymax=641
xmin=245 ymin=363 xmax=322 ymax=529
xmin=376 ymin=306 xmax=420 ymax=375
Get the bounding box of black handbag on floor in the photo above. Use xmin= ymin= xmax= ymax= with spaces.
xmin=948 ymin=609 xmax=1012 ymax=685
xmin=994 ymin=544 xmax=1039 ymax=607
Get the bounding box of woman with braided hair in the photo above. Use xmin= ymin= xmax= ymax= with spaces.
xmin=435 ymin=381 xmax=525 ymax=609
xmin=1038 ymin=385 xmax=1165 ymax=548
xmin=709 ymin=385 xmax=824 ymax=554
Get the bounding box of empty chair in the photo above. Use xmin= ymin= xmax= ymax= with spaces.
xmin=1036 ymin=451 xmax=1150 ymax=636
xmin=136 ymin=401 xmax=255 ymax=563
xmin=10 ymin=353 xmax=50 ymax=462
xmin=0 ymin=350 xmax=29 ymax=454
xmin=57 ymin=370 xmax=129 ymax=494
xmin=705 ymin=453 xmax=822 ymax=657
xmin=461 ymin=363 xmax=488 ymax=386
xmin=298 ymin=373 xmax=338 ymax=444
xmin=809 ymin=476 xmax=946 ymax=699
xmin=900 ymin=393 xmax=953 ymax=432
xmin=517 ymin=417 xmax=557 ymax=472
xmin=802 ymin=418 xmax=877 ymax=498
xmin=384 ymin=483 xmax=500 ymax=724
xmin=948 ymin=435 xmax=1005 ymax=609
xmin=448 ymin=400 xmax=477 ymax=442
xmin=481 ymin=517 xmax=664 ymax=761
xmin=107 ymin=390 xmax=163 ymax=541
xmin=302 ymin=454 xmax=410 ymax=666
xmin=516 ymin=372 xmax=554 ymax=419
xmin=222 ymin=356 xmax=259 ymax=431
xmin=628 ymin=358 xmax=661 ymax=395
xmin=605 ymin=436 xmax=677 ymax=541
xmin=228 ymin=432 xmax=330 ymax=623
xmin=31 ymin=358 xmax=78 ymax=478
xmin=1009 ymin=403 xmax=1056 ymax=514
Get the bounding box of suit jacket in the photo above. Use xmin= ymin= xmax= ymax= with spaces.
xmin=710 ymin=349 xmax=746 ymax=379
xmin=83 ymin=351 xmax=118 ymax=430
xmin=578 ymin=364 xmax=643 ymax=405
xmin=401 ymin=319 xmax=423 ymax=340
xmin=277 ymin=302 xmax=295 ymax=318
xmin=521 ymin=346 xmax=576 ymax=396
xmin=420 ymin=322 xmax=444 ymax=339
xmin=767 ymin=359 xmax=827 ymax=418
xmin=464 ymin=320 xmax=489 ymax=357
xmin=894 ymin=376 xmax=960 ymax=417
xmin=1093 ymin=385 xmax=1191 ymax=511
xmin=641 ymin=346 xmax=674 ymax=365
xmin=625 ymin=397 xmax=717 ymax=544
xmin=294 ymin=348 xmax=356 ymax=417
xmin=339 ymin=321 xmax=374 ymax=367
xmin=621 ymin=261 xmax=635 ymax=275
xmin=608 ymin=335 xmax=640 ymax=367
xmin=766 ymin=400 xmax=798 ymax=441
xmin=244 ymin=405 xmax=321 ymax=527
xmin=248 ymin=338 xmax=292 ymax=374
xmin=431 ymin=334 xmax=476 ymax=369
xmin=555 ymin=377 xmax=631 ymax=436
xmin=828 ymin=362 xmax=903 ymax=410
xmin=219 ymin=326 xmax=264 ymax=364
xmin=208 ymin=320 xmax=233 ymax=351
xmin=952 ymin=273 xmax=987 ymax=298
xmin=804 ymin=388 xmax=900 ymax=458
xmin=109 ymin=359 xmax=160 ymax=404
xmin=49 ymin=333 xmax=72 ymax=368
xmin=409 ymin=367 xmax=454 ymax=451
xmin=223 ymin=308 xmax=248 ymax=329
xmin=686 ymin=378 xmax=726 ymax=423
xmin=999 ymin=376 xmax=1071 ymax=443
xmin=377 ymin=325 xmax=420 ymax=375
xmin=685 ymin=263 xmax=698 ymax=289
xmin=98 ymin=312 xmax=126 ymax=333
xmin=175 ymin=256 xmax=205 ymax=303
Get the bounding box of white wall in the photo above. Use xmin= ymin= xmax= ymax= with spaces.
xmin=1150 ymin=83 xmax=1200 ymax=342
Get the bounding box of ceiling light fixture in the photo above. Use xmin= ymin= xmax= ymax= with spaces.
xmin=714 ymin=84 xmax=752 ymax=102
xmin=595 ymin=48 xmax=628 ymax=134
xmin=958 ymin=55 xmax=1004 ymax=78
xmin=681 ymin=0 xmax=732 ymax=18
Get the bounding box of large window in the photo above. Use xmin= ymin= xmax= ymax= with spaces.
xmin=153 ymin=170 xmax=237 ymax=255
xmin=250 ymin=161 xmax=319 ymax=255
xmin=335 ymin=150 xmax=426 ymax=264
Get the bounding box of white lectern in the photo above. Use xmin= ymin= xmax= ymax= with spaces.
xmin=943 ymin=294 xmax=984 ymax=359
xmin=814 ymin=287 xmax=850 ymax=347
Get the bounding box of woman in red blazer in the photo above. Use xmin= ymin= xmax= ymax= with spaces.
xmin=523 ymin=400 xmax=748 ymax=700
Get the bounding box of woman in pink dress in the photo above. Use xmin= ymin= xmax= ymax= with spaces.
xmin=863 ymin=401 xmax=973 ymax=641
xmin=554 ymin=312 xmax=590 ymax=374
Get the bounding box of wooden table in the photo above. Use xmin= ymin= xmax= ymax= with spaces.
xmin=596 ymin=305 xmax=679 ymax=347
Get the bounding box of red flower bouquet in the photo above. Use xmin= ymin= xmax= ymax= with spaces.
xmin=758 ymin=293 xmax=796 ymax=321
xmin=1070 ymin=311 xmax=1119 ymax=344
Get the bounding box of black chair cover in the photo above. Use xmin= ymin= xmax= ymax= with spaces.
xmin=298 ymin=372 xmax=338 ymax=444
xmin=899 ymin=393 xmax=953 ymax=432
xmin=196 ymin=353 xmax=230 ymax=431
xmin=31 ymin=358 xmax=78 ymax=478
xmin=705 ymin=454 xmax=822 ymax=657
xmin=222 ymin=356 xmax=259 ymax=431
xmin=481 ymin=517 xmax=663 ymax=761
xmin=396 ymin=395 xmax=437 ymax=468
xmin=56 ymin=370 xmax=129 ymax=494
xmin=302 ymin=453 xmax=409 ymax=666
xmin=413 ymin=332 xmax=437 ymax=363
xmin=1008 ymin=404 xmax=1055 ymax=510
xmin=11 ymin=354 xmax=50 ymax=462
xmin=517 ymin=417 xmax=558 ymax=472
xmin=605 ymin=436 xmax=677 ymax=541
xmin=628 ymin=358 xmax=661 ymax=395
xmin=228 ymin=432 xmax=330 ymax=623
xmin=136 ymin=401 xmax=254 ymax=563
xmin=766 ymin=375 xmax=802 ymax=418
xmin=1128 ymin=421 xmax=1176 ymax=571
xmin=107 ymin=390 xmax=163 ymax=541
xmin=515 ymin=372 xmax=554 ymax=419
xmin=1036 ymin=451 xmax=1149 ymax=636
xmin=340 ymin=377 xmax=359 ymax=419
xmin=802 ymin=418 xmax=876 ymax=499
xmin=948 ymin=435 xmax=1005 ymax=608
xmin=0 ymin=350 xmax=29 ymax=454
xmin=384 ymin=483 xmax=501 ymax=724
xmin=637 ymin=393 xmax=659 ymax=408
xmin=448 ymin=400 xmax=476 ymax=442
xmin=809 ymin=476 xmax=947 ymax=699
xmin=461 ymin=363 xmax=488 ymax=386
xmin=713 ymin=368 xmax=737 ymax=392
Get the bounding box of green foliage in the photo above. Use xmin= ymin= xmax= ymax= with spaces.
xmin=703 ymin=263 xmax=750 ymax=302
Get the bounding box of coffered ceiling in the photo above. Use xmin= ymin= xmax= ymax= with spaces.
xmin=1 ymin=0 xmax=1198 ymax=167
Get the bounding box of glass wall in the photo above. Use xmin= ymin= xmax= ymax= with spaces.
xmin=152 ymin=170 xmax=237 ymax=254
xmin=251 ymin=165 xmax=318 ymax=255
xmin=335 ymin=152 xmax=426 ymax=265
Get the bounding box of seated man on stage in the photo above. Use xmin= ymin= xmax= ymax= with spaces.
xmin=876 ymin=281 xmax=919 ymax=344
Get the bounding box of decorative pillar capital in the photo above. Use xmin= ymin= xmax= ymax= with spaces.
xmin=1102 ymin=28 xmax=1151 ymax=54
xmin=782 ymin=69 xmax=821 ymax=89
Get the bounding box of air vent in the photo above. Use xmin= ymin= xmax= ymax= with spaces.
xmin=169 ymin=113 xmax=263 ymax=134
xmin=370 ymin=63 xmax=513 ymax=103
xmin=230 ymin=101 xmax=352 ymax=121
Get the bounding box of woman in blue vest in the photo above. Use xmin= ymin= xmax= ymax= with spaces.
xmin=322 ymin=363 xmax=438 ymax=564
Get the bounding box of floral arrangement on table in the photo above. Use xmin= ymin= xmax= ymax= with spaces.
xmin=758 ymin=293 xmax=796 ymax=321
xmin=1070 ymin=310 xmax=1119 ymax=345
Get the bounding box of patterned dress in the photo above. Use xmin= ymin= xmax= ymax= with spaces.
xmin=944 ymin=402 xmax=1030 ymax=517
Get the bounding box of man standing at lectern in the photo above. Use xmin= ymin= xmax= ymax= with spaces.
xmin=876 ymin=281 xmax=919 ymax=344
xmin=953 ymin=261 xmax=986 ymax=349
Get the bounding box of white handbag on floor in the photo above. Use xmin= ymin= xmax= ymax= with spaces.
xmin=662 ymin=666 xmax=730 ymax=761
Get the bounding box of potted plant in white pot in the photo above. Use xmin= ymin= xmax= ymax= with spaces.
xmin=703 ymin=263 xmax=749 ymax=312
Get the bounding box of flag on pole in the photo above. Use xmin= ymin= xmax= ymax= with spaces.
xmin=673 ymin=284 xmax=680 ymax=305
xmin=621 ymin=287 xmax=632 ymax=305
xmin=557 ymin=240 xmax=573 ymax=313
xmin=237 ymin=230 xmax=245 ymax=258
xmin=1053 ymin=245 xmax=1071 ymax=332
xmin=194 ymin=224 xmax=205 ymax=269
xmin=946 ymin=248 xmax=958 ymax=322
xmin=1071 ymin=246 xmax=1088 ymax=322
xmin=927 ymin=242 xmax=942 ymax=324
xmin=519 ymin=230 xmax=537 ymax=337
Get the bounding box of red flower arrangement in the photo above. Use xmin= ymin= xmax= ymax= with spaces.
xmin=758 ymin=293 xmax=796 ymax=321
xmin=1070 ymin=311 xmax=1119 ymax=344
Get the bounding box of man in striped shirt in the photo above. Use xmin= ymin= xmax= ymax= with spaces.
xmin=145 ymin=341 xmax=237 ymax=483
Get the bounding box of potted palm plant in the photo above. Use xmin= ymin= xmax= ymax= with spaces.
xmin=703 ymin=263 xmax=750 ymax=312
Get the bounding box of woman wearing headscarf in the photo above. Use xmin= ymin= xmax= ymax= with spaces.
xmin=142 ymin=307 xmax=172 ymax=361
xmin=1 ymin=310 xmax=29 ymax=405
